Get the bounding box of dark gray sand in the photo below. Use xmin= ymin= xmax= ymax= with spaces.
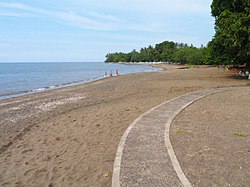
xmin=0 ymin=65 xmax=248 ymax=186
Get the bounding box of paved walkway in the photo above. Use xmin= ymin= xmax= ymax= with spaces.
xmin=112 ymin=87 xmax=248 ymax=187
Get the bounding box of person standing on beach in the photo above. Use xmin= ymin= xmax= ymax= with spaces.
xmin=116 ymin=69 xmax=119 ymax=76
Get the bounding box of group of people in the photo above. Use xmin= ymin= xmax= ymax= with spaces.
xmin=218 ymin=66 xmax=229 ymax=71
xmin=219 ymin=66 xmax=250 ymax=79
xmin=239 ymin=69 xmax=250 ymax=79
xmin=104 ymin=69 xmax=119 ymax=77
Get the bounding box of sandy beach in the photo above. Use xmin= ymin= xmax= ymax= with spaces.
xmin=0 ymin=65 xmax=249 ymax=186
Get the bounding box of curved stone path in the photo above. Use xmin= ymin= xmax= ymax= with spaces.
xmin=112 ymin=87 xmax=246 ymax=187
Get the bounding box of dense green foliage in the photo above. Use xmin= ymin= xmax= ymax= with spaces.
xmin=208 ymin=0 xmax=250 ymax=66
xmin=105 ymin=41 xmax=208 ymax=65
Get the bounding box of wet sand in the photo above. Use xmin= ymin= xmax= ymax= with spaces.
xmin=0 ymin=65 xmax=249 ymax=186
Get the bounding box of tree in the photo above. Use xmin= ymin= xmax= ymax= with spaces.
xmin=209 ymin=0 xmax=250 ymax=66
xmin=105 ymin=40 xmax=208 ymax=65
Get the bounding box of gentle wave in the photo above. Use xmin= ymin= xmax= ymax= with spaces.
xmin=0 ymin=76 xmax=105 ymax=100
xmin=0 ymin=62 xmax=160 ymax=100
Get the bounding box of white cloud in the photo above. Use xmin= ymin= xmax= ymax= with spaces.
xmin=54 ymin=11 xmax=113 ymax=30
xmin=87 ymin=11 xmax=125 ymax=23
xmin=0 ymin=2 xmax=29 ymax=9
xmin=0 ymin=2 xmax=50 ymax=17
xmin=136 ymin=0 xmax=209 ymax=13
xmin=0 ymin=1 xmax=214 ymax=62
xmin=0 ymin=11 xmax=25 ymax=17
xmin=0 ymin=2 xmax=121 ymax=31
xmin=0 ymin=2 xmax=174 ymax=32
xmin=0 ymin=0 xmax=210 ymax=32
xmin=71 ymin=0 xmax=210 ymax=14
xmin=0 ymin=43 xmax=15 ymax=49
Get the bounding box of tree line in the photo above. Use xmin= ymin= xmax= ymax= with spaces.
xmin=105 ymin=41 xmax=208 ymax=65
xmin=208 ymin=0 xmax=249 ymax=66
xmin=105 ymin=0 xmax=249 ymax=67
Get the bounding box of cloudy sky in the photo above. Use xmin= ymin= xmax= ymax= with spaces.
xmin=0 ymin=0 xmax=214 ymax=62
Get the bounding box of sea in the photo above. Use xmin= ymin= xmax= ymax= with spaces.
xmin=0 ymin=62 xmax=159 ymax=100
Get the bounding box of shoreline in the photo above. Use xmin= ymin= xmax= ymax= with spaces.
xmin=0 ymin=64 xmax=161 ymax=101
xmin=0 ymin=75 xmax=106 ymax=101
xmin=0 ymin=65 xmax=249 ymax=186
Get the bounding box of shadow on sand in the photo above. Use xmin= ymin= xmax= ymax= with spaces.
xmin=227 ymin=74 xmax=249 ymax=80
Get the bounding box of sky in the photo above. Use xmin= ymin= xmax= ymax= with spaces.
xmin=0 ymin=0 xmax=215 ymax=62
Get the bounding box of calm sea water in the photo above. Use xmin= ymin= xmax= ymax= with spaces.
xmin=0 ymin=62 xmax=159 ymax=100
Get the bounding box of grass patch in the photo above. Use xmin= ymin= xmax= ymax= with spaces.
xmin=176 ymin=130 xmax=187 ymax=134
xmin=234 ymin=131 xmax=248 ymax=137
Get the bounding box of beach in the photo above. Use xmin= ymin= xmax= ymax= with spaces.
xmin=0 ymin=65 xmax=249 ymax=186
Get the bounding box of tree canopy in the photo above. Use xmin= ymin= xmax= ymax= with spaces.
xmin=208 ymin=0 xmax=250 ymax=66
xmin=105 ymin=41 xmax=208 ymax=65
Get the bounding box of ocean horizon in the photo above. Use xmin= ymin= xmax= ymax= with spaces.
xmin=0 ymin=62 xmax=159 ymax=100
